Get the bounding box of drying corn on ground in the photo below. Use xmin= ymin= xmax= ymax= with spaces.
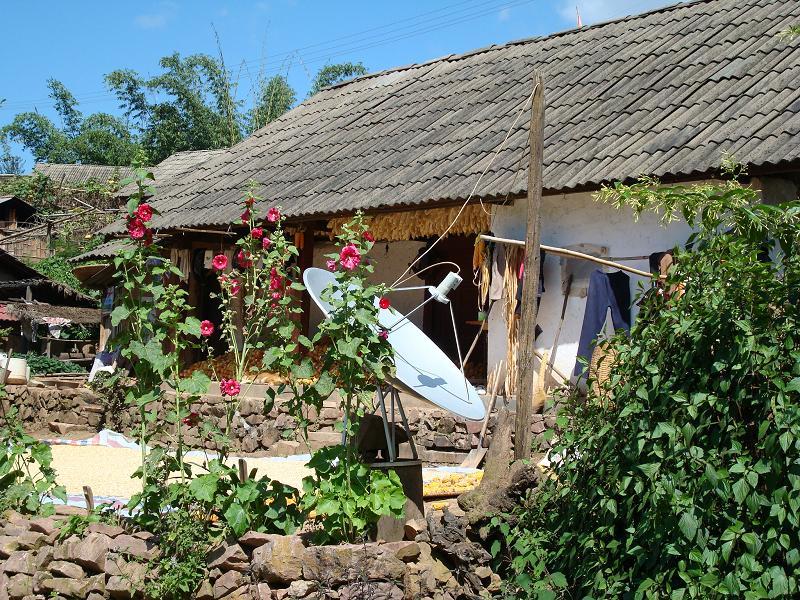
xmin=422 ymin=470 xmax=483 ymax=499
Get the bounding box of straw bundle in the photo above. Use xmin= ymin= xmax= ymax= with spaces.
xmin=327 ymin=203 xmax=490 ymax=242
xmin=503 ymin=246 xmax=524 ymax=398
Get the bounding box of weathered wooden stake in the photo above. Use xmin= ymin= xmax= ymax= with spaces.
xmin=514 ymin=74 xmax=545 ymax=461
xmin=83 ymin=485 xmax=95 ymax=513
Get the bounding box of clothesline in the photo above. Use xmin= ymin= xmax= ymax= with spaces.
xmin=479 ymin=234 xmax=653 ymax=278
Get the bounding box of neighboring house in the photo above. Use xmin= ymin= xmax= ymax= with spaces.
xmin=88 ymin=0 xmax=800 ymax=383
xmin=0 ymin=250 xmax=99 ymax=358
xmin=33 ymin=163 xmax=135 ymax=188
xmin=0 ymin=196 xmax=47 ymax=261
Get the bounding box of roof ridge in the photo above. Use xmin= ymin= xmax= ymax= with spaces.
xmin=323 ymin=0 xmax=714 ymax=91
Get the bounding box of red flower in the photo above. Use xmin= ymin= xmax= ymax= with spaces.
xmin=262 ymin=237 xmax=272 ymax=250
xmin=241 ymin=209 xmax=251 ymax=224
xmin=266 ymin=207 xmax=281 ymax=223
xmin=143 ymin=229 xmax=153 ymax=247
xmin=182 ymin=411 xmax=199 ymax=426
xmin=379 ymin=297 xmax=391 ymax=310
xmin=364 ymin=231 xmax=375 ymax=242
xmin=200 ymin=320 xmax=214 ymax=337
xmin=339 ymin=243 xmax=361 ymax=271
xmin=378 ymin=329 xmax=389 ymax=340
xmin=128 ymin=217 xmax=146 ymax=240
xmin=236 ymin=250 xmax=253 ymax=268
xmin=136 ymin=203 xmax=153 ymax=222
xmin=220 ymin=379 xmax=241 ymax=397
xmin=271 ymin=291 xmax=282 ymax=300
xmin=326 ymin=259 xmax=337 ymax=271
xmin=251 ymin=227 xmax=263 ymax=239
xmin=229 ymin=278 xmax=241 ymax=295
xmin=269 ymin=274 xmax=283 ymax=290
xmin=212 ymin=254 xmax=228 ymax=270
xmin=245 ymin=194 xmax=255 ymax=207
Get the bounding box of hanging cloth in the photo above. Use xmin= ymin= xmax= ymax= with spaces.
xmin=574 ymin=269 xmax=631 ymax=377
xmin=489 ymin=243 xmax=506 ymax=301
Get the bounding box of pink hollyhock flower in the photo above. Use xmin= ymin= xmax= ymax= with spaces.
xmin=326 ymin=259 xmax=337 ymax=271
xmin=269 ymin=274 xmax=283 ymax=290
xmin=241 ymin=209 xmax=251 ymax=224
xmin=339 ymin=243 xmax=361 ymax=271
xmin=364 ymin=231 xmax=375 ymax=242
xmin=379 ymin=297 xmax=391 ymax=310
xmin=271 ymin=291 xmax=282 ymax=300
xmin=136 ymin=203 xmax=153 ymax=222
xmin=266 ymin=207 xmax=280 ymax=223
xmin=212 ymin=254 xmax=228 ymax=270
xmin=262 ymin=237 xmax=272 ymax=250
xmin=378 ymin=329 xmax=389 ymax=340
xmin=251 ymin=227 xmax=263 ymax=239
xmin=229 ymin=278 xmax=241 ymax=295
xmin=236 ymin=250 xmax=253 ymax=268
xmin=200 ymin=320 xmax=214 ymax=337
xmin=220 ymin=379 xmax=241 ymax=397
xmin=128 ymin=217 xmax=146 ymax=240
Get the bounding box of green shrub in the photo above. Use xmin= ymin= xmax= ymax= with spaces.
xmin=498 ymin=181 xmax=800 ymax=598
xmin=14 ymin=352 xmax=86 ymax=375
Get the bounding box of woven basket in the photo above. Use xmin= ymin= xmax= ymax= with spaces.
xmin=589 ymin=343 xmax=618 ymax=401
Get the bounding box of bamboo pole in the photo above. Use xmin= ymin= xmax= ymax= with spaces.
xmin=479 ymin=234 xmax=653 ymax=278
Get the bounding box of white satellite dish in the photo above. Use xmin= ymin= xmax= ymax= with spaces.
xmin=303 ymin=267 xmax=485 ymax=421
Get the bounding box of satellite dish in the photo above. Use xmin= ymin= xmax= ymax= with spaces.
xmin=303 ymin=268 xmax=485 ymax=421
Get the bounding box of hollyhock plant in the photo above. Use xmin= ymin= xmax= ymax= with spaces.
xmin=241 ymin=209 xmax=251 ymax=224
xmin=339 ymin=243 xmax=361 ymax=271
xmin=136 ymin=203 xmax=153 ymax=222
xmin=378 ymin=329 xmax=389 ymax=340
xmin=245 ymin=194 xmax=255 ymax=207
xmin=262 ymin=237 xmax=272 ymax=250
xmin=251 ymin=227 xmax=264 ymax=239
xmin=364 ymin=231 xmax=375 ymax=243
xmin=326 ymin=259 xmax=337 ymax=271
xmin=200 ymin=320 xmax=214 ymax=337
xmin=220 ymin=378 xmax=241 ymax=397
xmin=236 ymin=250 xmax=253 ymax=268
xmin=266 ymin=207 xmax=281 ymax=223
xmin=379 ymin=297 xmax=391 ymax=310
xmin=128 ymin=218 xmax=146 ymax=240
xmin=212 ymin=254 xmax=228 ymax=270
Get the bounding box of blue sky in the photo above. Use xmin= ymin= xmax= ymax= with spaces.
xmin=0 ymin=0 xmax=671 ymax=169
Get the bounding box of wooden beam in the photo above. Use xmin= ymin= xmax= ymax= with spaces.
xmin=514 ymin=74 xmax=545 ymax=461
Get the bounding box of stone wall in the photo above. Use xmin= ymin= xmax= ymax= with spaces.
xmin=4 ymin=385 xmax=554 ymax=463
xmin=0 ymin=508 xmax=500 ymax=600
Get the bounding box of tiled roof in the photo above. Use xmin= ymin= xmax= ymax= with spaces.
xmin=117 ymin=149 xmax=227 ymax=197
xmin=105 ymin=0 xmax=800 ymax=233
xmin=34 ymin=163 xmax=135 ymax=186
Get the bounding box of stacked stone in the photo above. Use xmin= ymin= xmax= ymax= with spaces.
xmin=0 ymin=509 xmax=502 ymax=600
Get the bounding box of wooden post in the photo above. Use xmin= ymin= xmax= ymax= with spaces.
xmin=514 ymin=74 xmax=545 ymax=461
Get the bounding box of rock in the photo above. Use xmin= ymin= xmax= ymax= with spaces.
xmin=213 ymin=570 xmax=245 ymax=598
xmin=287 ymin=580 xmax=317 ymax=598
xmin=16 ymin=532 xmax=46 ymax=551
xmin=0 ymin=573 xmax=7 ymax=600
xmin=487 ymin=573 xmax=502 ymax=592
xmin=0 ymin=525 xmax=27 ymax=537
xmin=241 ymin=436 xmax=258 ymax=453
xmin=0 ymin=536 xmax=19 ymax=558
xmin=207 ymin=542 xmax=249 ymax=572
xmin=41 ymin=576 xmax=99 ymax=599
xmin=302 ymin=544 xmax=406 ymax=586
xmin=65 ymin=533 xmax=111 ymax=572
xmin=403 ymin=519 xmax=426 ymax=541
xmin=339 ymin=581 xmax=403 ymax=600
xmin=34 ymin=547 xmax=53 ymax=571
xmin=2 ymin=551 xmax=35 ymax=575
xmin=110 ymin=534 xmax=158 ymax=560
xmin=474 ymin=566 xmax=493 ymax=581
xmin=6 ymin=573 xmax=32 ymax=598
xmin=258 ymin=425 xmax=280 ymax=448
xmin=221 ymin=585 xmax=250 ymax=600
xmin=27 ymin=517 xmax=58 ymax=536
xmin=437 ymin=416 xmax=456 ymax=435
xmin=251 ymin=535 xmax=305 ymax=584
xmin=86 ymin=523 xmax=125 ymax=538
xmin=130 ymin=531 xmax=154 ymax=541
xmin=48 ymin=421 xmax=82 ymax=435
xmin=195 ymin=579 xmax=214 ymax=600
xmin=48 ymin=561 xmax=85 ymax=579
xmin=249 ymin=583 xmax=271 ymax=600
xmin=382 ymin=541 xmax=420 ymax=562
xmin=238 ymin=531 xmax=272 ymax=549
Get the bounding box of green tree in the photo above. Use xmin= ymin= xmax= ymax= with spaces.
xmin=308 ymin=62 xmax=367 ymax=97
xmin=248 ymin=74 xmax=296 ymax=132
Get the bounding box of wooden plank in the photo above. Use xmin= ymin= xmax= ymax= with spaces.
xmin=514 ymin=74 xmax=545 ymax=462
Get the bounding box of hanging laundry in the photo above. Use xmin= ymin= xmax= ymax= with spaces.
xmin=489 ymin=243 xmax=506 ymax=301
xmin=41 ymin=316 xmax=71 ymax=339
xmin=574 ymin=269 xmax=631 ymax=377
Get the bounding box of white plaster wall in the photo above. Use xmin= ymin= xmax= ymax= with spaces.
xmin=488 ymin=191 xmax=694 ymax=382
xmin=308 ymin=240 xmax=426 ymax=334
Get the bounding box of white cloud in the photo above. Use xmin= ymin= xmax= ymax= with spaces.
xmin=134 ymin=13 xmax=168 ymax=29
xmin=562 ymin=0 xmax=676 ymax=26
xmin=498 ymin=7 xmax=511 ymax=21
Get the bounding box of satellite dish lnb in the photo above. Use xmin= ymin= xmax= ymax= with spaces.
xmin=303 ymin=268 xmax=485 ymax=421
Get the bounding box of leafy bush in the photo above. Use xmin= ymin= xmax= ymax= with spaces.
xmin=0 ymin=398 xmax=67 ymax=515
xmin=15 ymin=352 xmax=86 ymax=375
xmin=498 ymin=179 xmax=800 ymax=598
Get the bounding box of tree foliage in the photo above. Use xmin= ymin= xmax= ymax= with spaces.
xmin=2 ymin=56 xmax=368 ymax=169
xmin=308 ymin=62 xmax=367 ymax=97
xmin=497 ymin=177 xmax=800 ymax=599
